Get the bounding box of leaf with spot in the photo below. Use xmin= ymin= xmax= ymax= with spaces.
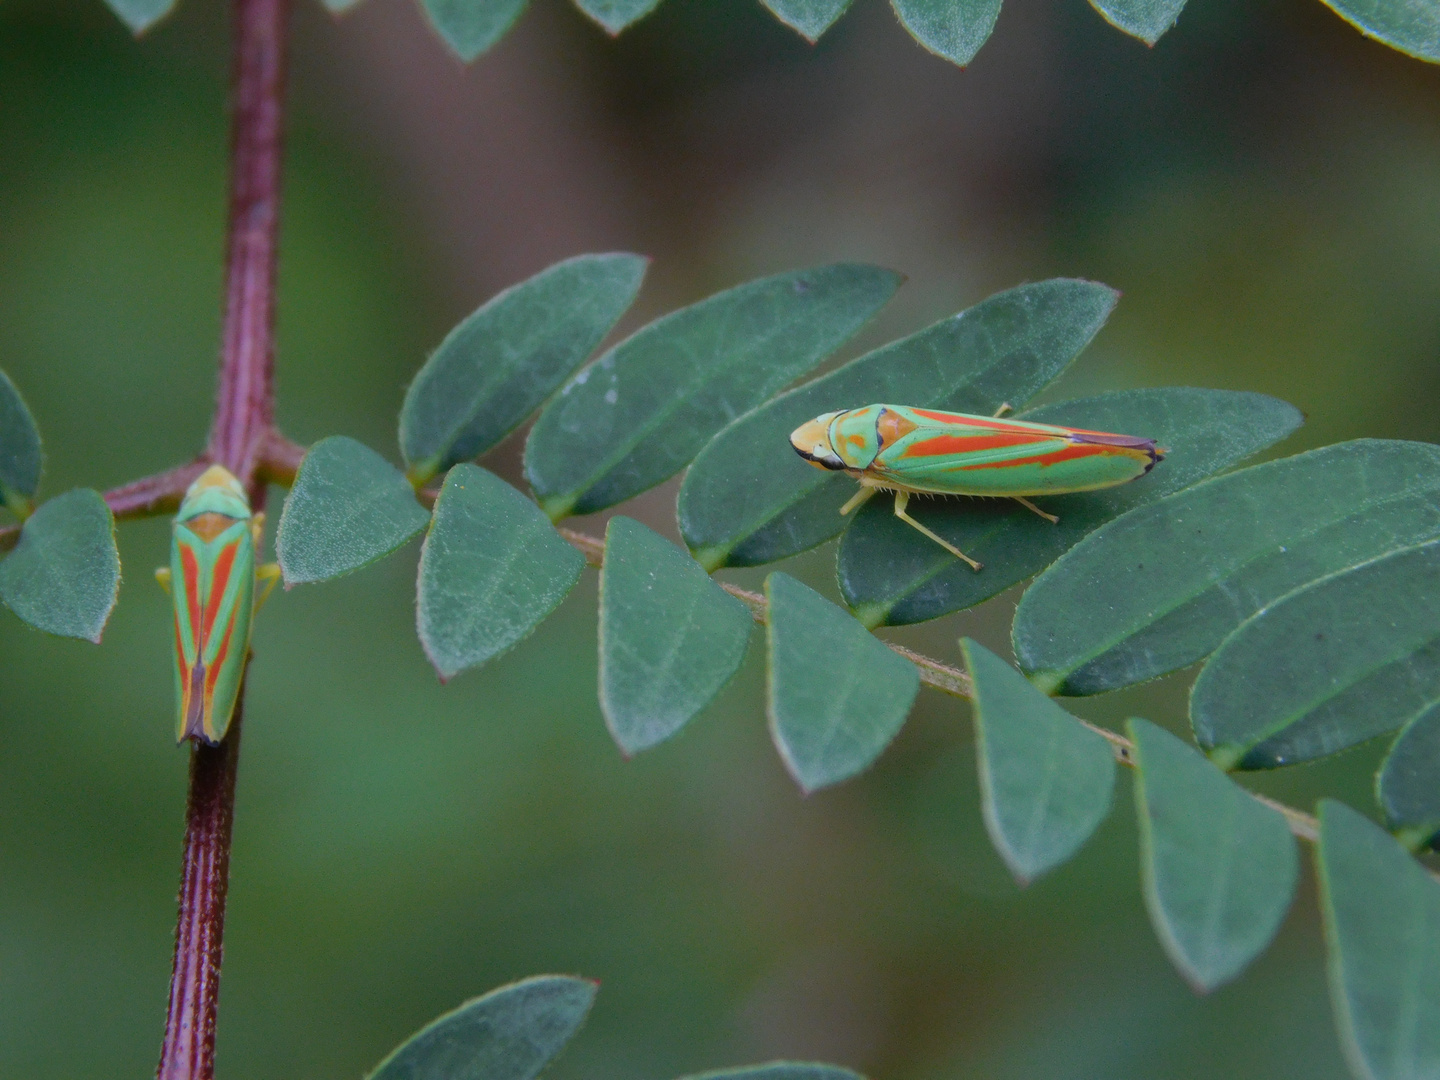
xmin=0 ymin=369 xmax=42 ymax=515
xmin=0 ymin=489 xmax=119 ymax=643
xmin=1087 ymin=0 xmax=1189 ymax=43
xmin=571 ymin=0 xmax=664 ymax=32
xmin=367 ymin=975 xmax=596 ymax=1080
xmin=764 ymin=572 xmax=919 ymax=792
xmin=760 ymin=0 xmax=856 ymax=39
xmin=525 ymin=264 xmax=900 ymax=521
xmin=1014 ymin=440 xmax=1440 ymax=695
xmin=1192 ymin=540 xmax=1440 ymax=770
xmin=1378 ymin=703 xmax=1440 ymax=850
xmin=417 ymin=465 xmax=585 ymax=681
xmin=400 ymin=254 xmax=647 ymax=486
xmin=1315 ymin=0 xmax=1440 ymax=63
xmin=839 ymin=388 xmax=1301 ymax=628
xmin=1319 ymin=799 xmax=1440 ymax=1080
xmin=680 ymin=279 xmax=1117 ymax=571
xmin=277 ymin=437 xmax=431 ymax=586
xmin=421 ymin=0 xmax=530 ymax=61
xmin=961 ymin=639 xmax=1115 ymax=883
xmin=1130 ymin=719 xmax=1298 ymax=992
xmin=599 ymin=517 xmax=753 ymax=755
xmin=891 ymin=0 xmax=1003 ymax=66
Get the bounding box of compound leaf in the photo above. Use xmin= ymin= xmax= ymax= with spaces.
xmin=0 ymin=369 xmax=42 ymax=511
xmin=760 ymin=0 xmax=856 ymax=39
xmin=1130 ymin=718 xmax=1298 ymax=992
xmin=524 ymin=264 xmax=900 ymax=521
xmin=0 ymin=489 xmax=119 ymax=643
xmin=1378 ymin=703 xmax=1440 ymax=849
xmin=839 ymin=388 xmax=1301 ymax=628
xmin=765 ymin=572 xmax=918 ymax=792
xmin=891 ymin=0 xmax=1003 ymax=66
xmin=417 ymin=465 xmax=585 ymax=681
xmin=599 ymin=517 xmax=753 ymax=755
xmin=1015 ymin=440 xmax=1440 ymax=695
xmin=103 ymin=0 xmax=178 ymax=33
xmin=277 ymin=437 xmax=431 ymax=586
xmin=1319 ymin=799 xmax=1440 ymax=1080
xmin=1192 ymin=540 xmax=1440 ymax=770
xmin=680 ymin=279 xmax=1117 ymax=571
xmin=421 ymin=0 xmax=530 ymax=61
xmin=961 ymin=638 xmax=1115 ymax=883
xmin=1315 ymin=0 xmax=1440 ymax=63
xmin=368 ymin=975 xmax=596 ymax=1080
xmin=1087 ymin=0 xmax=1189 ymax=43
xmin=400 ymin=254 xmax=647 ymax=485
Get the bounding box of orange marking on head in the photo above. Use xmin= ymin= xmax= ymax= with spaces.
xmin=901 ymin=433 xmax=1048 ymax=459
xmin=184 ymin=512 xmax=241 ymax=543
xmin=846 ymin=434 xmax=867 ymax=449
xmin=202 ymin=541 xmax=239 ymax=640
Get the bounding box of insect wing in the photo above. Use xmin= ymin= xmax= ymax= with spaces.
xmin=171 ymin=517 xmax=255 ymax=743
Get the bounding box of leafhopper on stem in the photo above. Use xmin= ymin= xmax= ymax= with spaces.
xmin=790 ymin=404 xmax=1164 ymax=570
xmin=155 ymin=465 xmax=279 ymax=744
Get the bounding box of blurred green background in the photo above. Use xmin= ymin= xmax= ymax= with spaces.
xmin=1 ymin=0 xmax=1438 ymax=1076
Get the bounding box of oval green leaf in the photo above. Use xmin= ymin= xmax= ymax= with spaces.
xmin=599 ymin=516 xmax=753 ymax=755
xmin=0 ymin=369 xmax=42 ymax=511
xmin=1378 ymin=703 xmax=1440 ymax=849
xmin=417 ymin=464 xmax=585 ymax=681
xmin=368 ymin=975 xmax=597 ymax=1080
xmin=961 ymin=638 xmax=1115 ymax=884
xmin=103 ymin=0 xmax=178 ymax=33
xmin=1316 ymin=0 xmax=1440 ymax=63
xmin=421 ymin=0 xmax=530 ymax=61
xmin=0 ymin=489 xmax=119 ymax=643
xmin=678 ymin=1066 xmax=866 ymax=1080
xmin=277 ymin=436 xmax=432 ymax=586
xmin=839 ymin=388 xmax=1301 ymax=628
xmin=765 ymin=572 xmax=919 ymax=792
xmin=1129 ymin=718 xmax=1298 ymax=992
xmin=400 ymin=254 xmax=648 ymax=485
xmin=761 ymin=0 xmax=856 ymax=40
xmin=1318 ymin=799 xmax=1440 ymax=1080
xmin=1088 ymin=0 xmax=1189 ymax=43
xmin=891 ymin=0 xmax=1003 ymax=66
xmin=1015 ymin=440 xmax=1440 ymax=696
xmin=679 ymin=279 xmax=1118 ymax=571
xmin=1192 ymin=540 xmax=1440 ymax=770
xmin=524 ymin=264 xmax=901 ymax=521
xmin=572 ymin=0 xmax=663 ymax=32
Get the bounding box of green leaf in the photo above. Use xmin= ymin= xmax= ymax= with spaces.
xmin=368 ymin=975 xmax=596 ymax=1080
xmin=839 ymin=388 xmax=1301 ymax=628
xmin=1318 ymin=799 xmax=1440 ymax=1080
xmin=1087 ymin=0 xmax=1188 ymax=43
xmin=680 ymin=279 xmax=1118 ymax=571
xmin=421 ymin=0 xmax=530 ymax=61
xmin=400 ymin=254 xmax=647 ymax=486
xmin=1315 ymin=0 xmax=1440 ymax=64
xmin=678 ymin=1066 xmax=866 ymax=1080
xmin=1129 ymin=718 xmax=1298 ymax=992
xmin=1192 ymin=540 xmax=1440 ymax=770
xmin=524 ymin=265 xmax=901 ymax=521
xmin=599 ymin=517 xmax=753 ymax=755
xmin=276 ymin=437 xmax=431 ymax=586
xmin=103 ymin=0 xmax=178 ymax=33
xmin=0 ymin=489 xmax=119 ymax=643
xmin=891 ymin=0 xmax=1003 ymax=66
xmin=764 ymin=572 xmax=919 ymax=792
xmin=760 ymin=0 xmax=855 ymax=39
xmin=961 ymin=639 xmax=1115 ymax=883
xmin=0 ymin=369 xmax=42 ymax=512
xmin=1015 ymin=440 xmax=1440 ymax=696
xmin=1378 ymin=703 xmax=1440 ymax=849
xmin=417 ymin=465 xmax=585 ymax=681
xmin=572 ymin=0 xmax=663 ymax=32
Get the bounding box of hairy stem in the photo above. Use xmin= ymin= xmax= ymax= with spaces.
xmin=157 ymin=0 xmax=290 ymax=1076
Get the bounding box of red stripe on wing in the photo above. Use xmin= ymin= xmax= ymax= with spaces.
xmin=202 ymin=603 xmax=240 ymax=727
xmin=201 ymin=540 xmax=240 ymax=640
xmin=180 ymin=546 xmax=202 ymax=655
xmin=900 ymin=432 xmax=1052 ymax=459
xmin=958 ymin=442 xmax=1125 ymax=471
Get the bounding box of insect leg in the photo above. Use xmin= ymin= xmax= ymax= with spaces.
xmin=839 ymin=485 xmax=878 ymax=516
xmin=1012 ymin=496 xmax=1059 ymax=524
xmin=255 ymin=563 xmax=282 ymax=611
xmin=894 ymin=491 xmax=982 ymax=571
xmin=155 ymin=567 xmax=173 ymax=594
xmin=992 ymin=402 xmax=1014 ymax=418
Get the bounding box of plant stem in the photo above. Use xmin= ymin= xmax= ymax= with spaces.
xmin=157 ymin=0 xmax=290 ymax=1076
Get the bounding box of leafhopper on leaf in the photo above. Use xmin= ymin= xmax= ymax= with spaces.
xmin=790 ymin=404 xmax=1164 ymax=570
xmin=155 ymin=465 xmax=279 ymax=744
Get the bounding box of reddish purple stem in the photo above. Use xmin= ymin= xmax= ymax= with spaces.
xmin=156 ymin=0 xmax=290 ymax=1077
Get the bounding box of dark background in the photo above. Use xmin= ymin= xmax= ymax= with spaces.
xmin=0 ymin=0 xmax=1437 ymax=1075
